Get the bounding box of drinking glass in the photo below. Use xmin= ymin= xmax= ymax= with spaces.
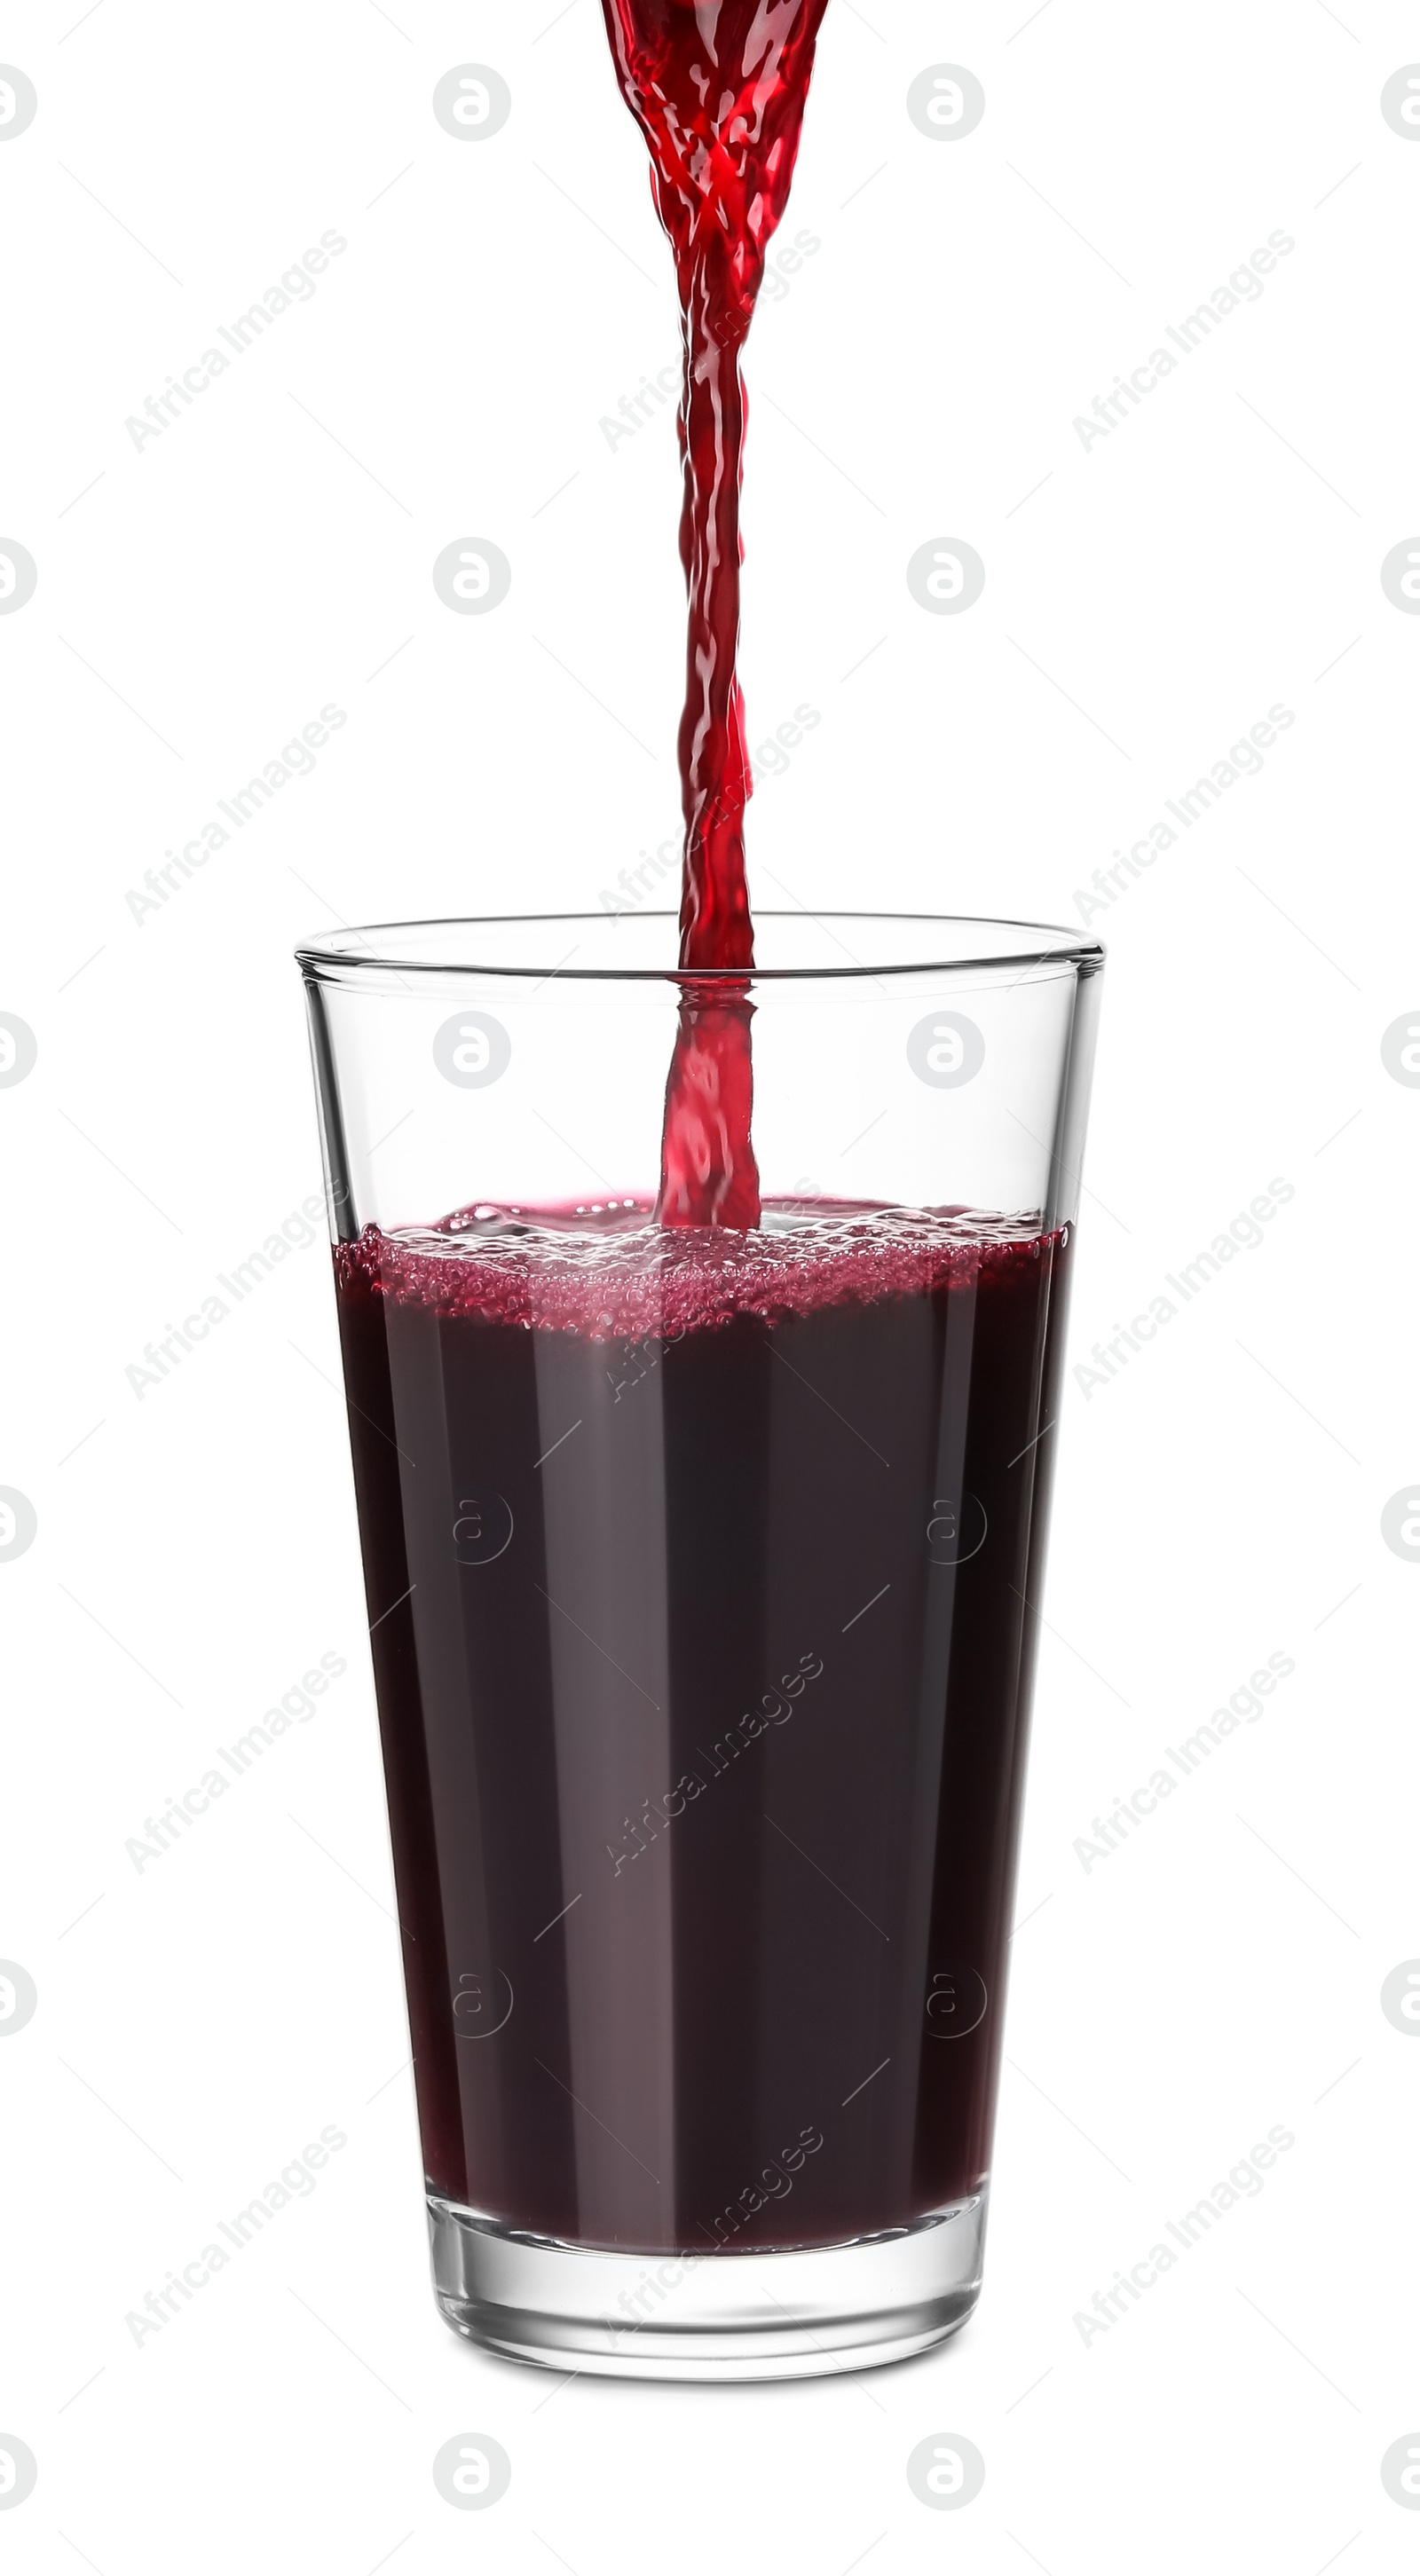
xmin=297 ymin=910 xmax=1102 ymax=2378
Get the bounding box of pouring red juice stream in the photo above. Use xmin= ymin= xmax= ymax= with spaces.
xmin=599 ymin=0 xmax=832 ymax=1226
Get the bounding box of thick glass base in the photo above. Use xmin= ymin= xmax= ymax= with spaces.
xmin=428 ymin=2191 xmax=987 ymax=2380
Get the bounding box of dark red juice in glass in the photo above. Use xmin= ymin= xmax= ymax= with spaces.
xmin=334 ymin=1204 xmax=1070 ymax=2254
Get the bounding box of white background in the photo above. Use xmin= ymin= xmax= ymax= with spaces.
xmin=3 ymin=0 xmax=1418 ymax=2566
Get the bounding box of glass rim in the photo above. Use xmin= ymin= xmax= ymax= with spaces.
xmin=296 ymin=910 xmax=1106 ymax=986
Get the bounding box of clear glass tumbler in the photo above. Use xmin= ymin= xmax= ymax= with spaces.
xmin=296 ymin=911 xmax=1103 ymax=2378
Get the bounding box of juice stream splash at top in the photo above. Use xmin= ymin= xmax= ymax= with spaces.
xmin=599 ymin=0 xmax=832 ymax=1226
